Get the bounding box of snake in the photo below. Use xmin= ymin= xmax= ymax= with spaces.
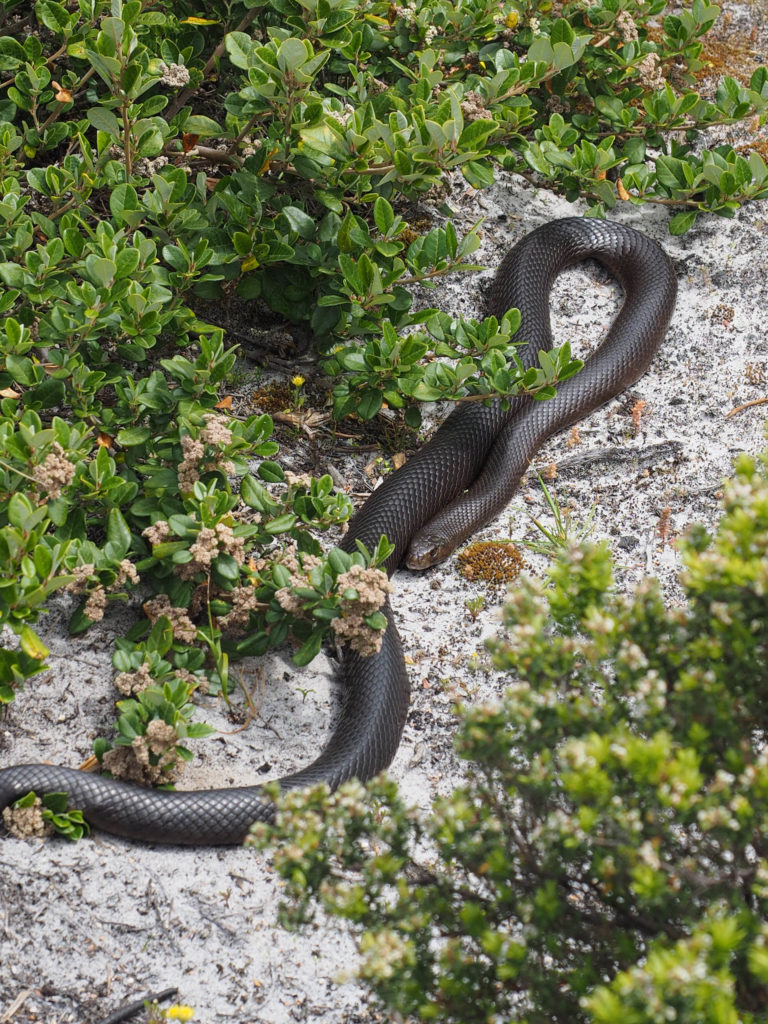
xmin=0 ymin=217 xmax=677 ymax=845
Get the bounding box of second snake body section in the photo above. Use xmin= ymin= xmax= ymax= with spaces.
xmin=0 ymin=218 xmax=677 ymax=845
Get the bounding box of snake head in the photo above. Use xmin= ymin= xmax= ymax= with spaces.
xmin=406 ymin=532 xmax=455 ymax=570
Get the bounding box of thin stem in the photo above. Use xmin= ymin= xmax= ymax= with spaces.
xmin=165 ymin=7 xmax=261 ymax=120
xmin=121 ymin=99 xmax=133 ymax=178
xmin=38 ymin=66 xmax=97 ymax=135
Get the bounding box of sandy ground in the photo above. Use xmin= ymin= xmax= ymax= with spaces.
xmin=3 ymin=11 xmax=768 ymax=1023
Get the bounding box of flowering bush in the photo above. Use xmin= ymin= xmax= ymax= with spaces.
xmin=253 ymin=448 xmax=768 ymax=1024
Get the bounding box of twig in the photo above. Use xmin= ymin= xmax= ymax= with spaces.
xmin=0 ymin=990 xmax=31 ymax=1023
xmin=39 ymin=66 xmax=97 ymax=134
xmin=182 ymin=144 xmax=242 ymax=167
xmin=725 ymin=395 xmax=768 ymax=418
xmin=165 ymin=8 xmax=261 ymax=119
xmin=94 ymin=986 xmax=178 ymax=1024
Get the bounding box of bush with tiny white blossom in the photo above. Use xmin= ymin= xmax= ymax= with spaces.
xmin=253 ymin=448 xmax=768 ymax=1024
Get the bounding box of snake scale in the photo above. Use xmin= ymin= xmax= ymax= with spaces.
xmin=0 ymin=217 xmax=677 ymax=845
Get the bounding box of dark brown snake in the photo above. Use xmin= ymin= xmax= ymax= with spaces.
xmin=0 ymin=218 xmax=677 ymax=845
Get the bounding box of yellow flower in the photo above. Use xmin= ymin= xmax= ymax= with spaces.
xmin=164 ymin=1007 xmax=195 ymax=1021
xmin=291 ymin=375 xmax=305 ymax=388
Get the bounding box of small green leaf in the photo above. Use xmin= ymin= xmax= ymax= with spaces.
xmin=258 ymin=461 xmax=285 ymax=483
xmin=0 ymin=263 xmax=27 ymax=288
xmin=85 ymin=256 xmax=117 ymax=288
xmin=374 ymin=196 xmax=395 ymax=235
xmin=183 ymin=114 xmax=223 ymax=137
xmin=669 ymin=210 xmax=698 ymax=235
xmin=293 ymin=628 xmax=324 ymax=666
xmin=213 ymin=552 xmax=240 ymax=581
xmin=36 ymin=1 xmax=71 ymax=34
xmin=8 ymin=492 xmax=34 ymax=529
xmin=19 ymin=626 xmax=49 ymax=661
xmin=327 ymin=548 xmax=351 ymax=574
xmin=364 ymin=611 xmax=387 ymax=631
xmin=357 ymin=390 xmax=383 ymax=421
xmin=6 ymin=354 xmax=38 ymax=386
xmin=404 ymin=406 xmax=422 ymax=429
xmin=280 ymin=206 xmax=316 ymax=238
xmin=241 ymin=474 xmax=277 ymax=511
xmin=107 ymin=508 xmax=132 ymax=556
xmin=116 ymin=427 xmax=151 ymax=446
xmin=109 ymin=183 xmax=141 ymax=225
xmin=87 ymin=106 xmax=121 ymax=137
xmin=225 ymin=31 xmax=254 ymax=69
xmin=265 ymin=513 xmax=298 ymax=534
xmin=12 ymin=791 xmax=38 ymax=809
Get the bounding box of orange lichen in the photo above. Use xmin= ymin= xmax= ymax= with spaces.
xmin=457 ymin=541 xmax=526 ymax=589
xmin=657 ymin=506 xmax=672 ymax=548
xmin=251 ymin=380 xmax=294 ymax=414
xmin=745 ymin=362 xmax=766 ymax=386
xmin=697 ymin=25 xmax=762 ymax=87
xmin=631 ymin=398 xmax=647 ymax=435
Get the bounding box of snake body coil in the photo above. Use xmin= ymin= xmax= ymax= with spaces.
xmin=0 ymin=218 xmax=677 ymax=845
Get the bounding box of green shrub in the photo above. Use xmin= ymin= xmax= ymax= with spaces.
xmin=252 ymin=446 xmax=768 ymax=1024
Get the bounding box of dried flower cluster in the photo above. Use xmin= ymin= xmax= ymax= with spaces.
xmin=114 ymin=664 xmax=201 ymax=698
xmin=332 ymin=564 xmax=393 ymax=656
xmin=102 ymin=720 xmax=182 ymax=785
xmin=274 ymin=548 xmax=323 ymax=616
xmin=113 ymin=661 xmax=154 ymax=696
xmin=638 ymin=52 xmax=665 ymax=91
xmin=616 ymin=10 xmax=639 ymax=43
xmin=200 ymin=413 xmax=233 ymax=447
xmin=273 ymin=551 xmax=391 ymax=655
xmin=143 ymin=520 xmax=171 ymax=546
xmin=2 ymin=796 xmax=53 ymax=839
xmin=217 ymin=585 xmax=260 ymax=636
xmin=178 ymin=435 xmax=205 ymax=492
xmin=460 ymin=91 xmax=488 ymax=121
xmin=158 ymin=61 xmax=190 ymax=87
xmin=64 ymin=558 xmax=141 ymax=623
xmin=188 ymin=522 xmax=245 ymax=569
xmin=143 ymin=593 xmax=198 ymax=643
xmin=143 ymin=515 xmax=246 ymax=583
xmin=84 ymin=587 xmax=107 ymax=622
xmin=284 ymin=470 xmax=313 ymax=488
xmin=114 ymin=559 xmax=140 ymax=588
xmin=65 ymin=563 xmax=95 ymax=593
xmin=31 ymin=442 xmax=76 ymax=499
xmin=177 ymin=416 xmax=235 ymax=492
